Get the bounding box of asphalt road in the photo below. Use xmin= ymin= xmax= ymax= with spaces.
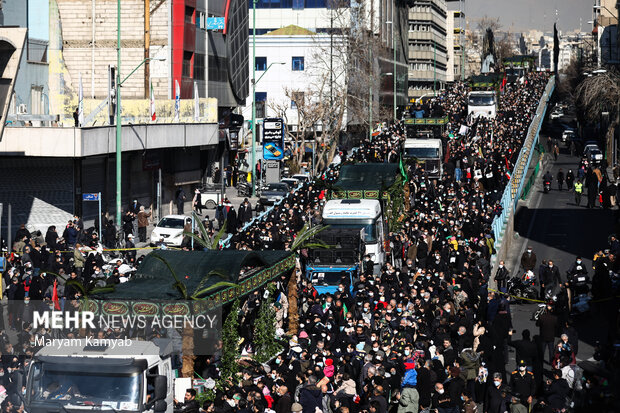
xmin=504 ymin=139 xmax=615 ymax=372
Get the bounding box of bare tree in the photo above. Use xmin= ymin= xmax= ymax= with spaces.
xmin=476 ymin=16 xmax=501 ymax=34
xmin=575 ymin=69 xmax=620 ymax=156
xmin=269 ymin=88 xmax=321 ymax=174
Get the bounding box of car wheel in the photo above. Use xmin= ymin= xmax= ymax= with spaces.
xmin=205 ymin=200 xmax=216 ymax=209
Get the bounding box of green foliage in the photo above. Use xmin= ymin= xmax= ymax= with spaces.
xmin=220 ymin=299 xmax=241 ymax=382
xmin=183 ymin=212 xmax=227 ymax=250
xmin=253 ymin=284 xmax=283 ymax=363
xmin=384 ymin=175 xmax=406 ymax=232
xmin=195 ymin=388 xmax=216 ymax=405
xmin=291 ymin=224 xmax=330 ymax=252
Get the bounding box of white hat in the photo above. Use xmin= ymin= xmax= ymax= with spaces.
xmin=128 ymin=234 xmax=133 ymax=238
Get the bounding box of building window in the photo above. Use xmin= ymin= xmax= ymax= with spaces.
xmin=194 ymin=53 xmax=205 ymax=80
xmin=292 ymin=56 xmax=304 ymax=71
xmin=185 ymin=6 xmax=194 ymax=24
xmin=256 ymin=92 xmax=267 ymax=118
xmin=197 ymin=11 xmax=206 ymax=29
xmin=292 ymin=0 xmax=304 ymax=9
xmin=255 ymin=56 xmax=267 ymax=71
xmin=291 ymin=91 xmax=304 ymax=108
xmin=183 ymin=51 xmax=193 ymax=77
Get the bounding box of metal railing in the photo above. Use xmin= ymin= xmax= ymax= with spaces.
xmin=491 ymin=76 xmax=555 ymax=247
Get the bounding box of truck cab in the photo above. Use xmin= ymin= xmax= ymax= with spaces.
xmin=305 ymin=228 xmax=364 ymax=296
xmin=402 ymin=138 xmax=443 ymax=178
xmin=322 ymin=199 xmax=385 ymax=269
xmin=467 ymin=91 xmax=497 ymax=119
xmin=25 ymin=340 xmax=174 ymax=413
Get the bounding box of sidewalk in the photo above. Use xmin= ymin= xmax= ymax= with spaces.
xmin=135 ymin=186 xmax=259 ymax=250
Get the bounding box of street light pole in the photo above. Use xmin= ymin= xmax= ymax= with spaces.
xmin=251 ymin=0 xmax=257 ymax=197
xmin=387 ymin=19 xmax=397 ymax=122
xmin=116 ymin=0 xmax=122 ymax=226
xmin=369 ymin=46 xmax=373 ymax=141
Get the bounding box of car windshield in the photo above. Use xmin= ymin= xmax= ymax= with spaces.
xmin=468 ymin=95 xmax=495 ymax=106
xmin=265 ymin=183 xmax=289 ymax=192
xmin=404 ymin=147 xmax=439 ymax=158
xmin=157 ymin=217 xmax=185 ymax=228
xmin=31 ymin=365 xmax=141 ymax=409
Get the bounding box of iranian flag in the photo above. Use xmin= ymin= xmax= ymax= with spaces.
xmin=150 ymin=80 xmax=156 ymax=121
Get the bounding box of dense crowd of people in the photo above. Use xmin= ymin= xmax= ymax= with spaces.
xmin=2 ymin=71 xmax=619 ymax=413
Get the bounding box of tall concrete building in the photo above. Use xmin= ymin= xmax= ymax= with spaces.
xmin=446 ymin=0 xmax=465 ymax=82
xmin=50 ymin=0 xmax=248 ymax=122
xmin=407 ymin=0 xmax=447 ymax=99
xmin=593 ymin=0 xmax=619 ymax=66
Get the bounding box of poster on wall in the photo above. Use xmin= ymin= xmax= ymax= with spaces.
xmin=262 ymin=118 xmax=284 ymax=160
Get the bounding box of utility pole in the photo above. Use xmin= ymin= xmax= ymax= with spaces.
xmin=115 ymin=0 xmax=122 ymax=226
xmin=251 ymin=0 xmax=257 ymax=196
xmin=144 ymin=0 xmax=150 ymax=98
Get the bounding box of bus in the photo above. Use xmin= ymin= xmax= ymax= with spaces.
xmin=467 ymin=91 xmax=497 ymax=119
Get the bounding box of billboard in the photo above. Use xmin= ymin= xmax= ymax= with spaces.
xmin=262 ymin=117 xmax=284 ymax=160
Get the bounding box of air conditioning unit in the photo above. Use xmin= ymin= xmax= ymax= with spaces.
xmin=17 ymin=104 xmax=28 ymax=114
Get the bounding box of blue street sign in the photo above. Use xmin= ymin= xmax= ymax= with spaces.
xmin=206 ymin=17 xmax=225 ymax=31
xmin=83 ymin=193 xmax=100 ymax=201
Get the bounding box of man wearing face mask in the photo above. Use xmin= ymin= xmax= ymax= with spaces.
xmin=494 ymin=260 xmax=509 ymax=291
xmin=509 ymin=361 xmax=535 ymax=408
xmin=520 ymin=247 xmax=537 ymax=272
xmin=484 ymin=373 xmax=509 ymax=413
xmin=541 ymin=260 xmax=562 ymax=299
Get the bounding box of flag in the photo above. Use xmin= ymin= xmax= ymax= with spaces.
xmin=150 ymin=80 xmax=156 ymax=121
xmin=78 ymin=73 xmax=84 ymax=126
xmin=194 ymin=81 xmax=200 ymax=121
xmin=52 ymin=280 xmax=61 ymax=310
xmin=174 ymin=79 xmax=180 ymax=122
xmin=399 ymin=155 xmax=408 ymax=184
xmin=505 ymin=170 xmax=511 ymax=180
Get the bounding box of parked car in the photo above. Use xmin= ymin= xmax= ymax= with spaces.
xmin=150 ymin=215 xmax=190 ymax=246
xmin=259 ymin=182 xmax=290 ymax=205
xmin=561 ymin=129 xmax=575 ymax=143
xmin=281 ymin=177 xmax=300 ymax=188
xmin=291 ymin=173 xmax=311 ymax=182
xmin=550 ymin=110 xmax=563 ymax=120
xmin=587 ymin=148 xmax=604 ymax=163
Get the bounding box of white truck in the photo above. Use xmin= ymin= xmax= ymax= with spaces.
xmin=25 ymin=340 xmax=175 ymax=413
xmin=402 ymin=138 xmax=443 ymax=178
xmin=467 ymin=91 xmax=497 ymax=119
xmin=322 ymin=199 xmax=386 ymax=268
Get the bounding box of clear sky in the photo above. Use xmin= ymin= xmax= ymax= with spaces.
xmin=464 ymin=0 xmax=597 ymax=34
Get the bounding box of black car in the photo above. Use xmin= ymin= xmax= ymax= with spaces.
xmin=259 ymin=182 xmax=290 ymax=205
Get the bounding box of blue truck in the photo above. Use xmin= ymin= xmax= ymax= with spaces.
xmin=305 ymin=227 xmax=364 ymax=296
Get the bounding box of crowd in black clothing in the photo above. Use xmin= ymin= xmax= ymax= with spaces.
xmin=2 ymin=72 xmax=619 ymax=413
xmin=186 ymin=72 xmax=619 ymax=413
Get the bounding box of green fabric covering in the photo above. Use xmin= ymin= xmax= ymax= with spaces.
xmin=334 ymin=164 xmax=399 ymax=191
xmin=105 ymin=250 xmax=293 ymax=300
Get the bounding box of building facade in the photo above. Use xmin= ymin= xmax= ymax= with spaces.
xmin=249 ymin=0 xmax=409 ymax=122
xmin=0 ymin=0 xmax=49 ymax=119
xmin=51 ymin=0 xmax=247 ymax=121
xmin=407 ymin=0 xmax=447 ymax=98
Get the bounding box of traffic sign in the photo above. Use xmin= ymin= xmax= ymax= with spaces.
xmin=83 ymin=193 xmax=100 ymax=201
xmin=206 ymin=17 xmax=225 ymax=31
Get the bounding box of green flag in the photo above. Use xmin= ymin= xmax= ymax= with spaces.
xmin=399 ymin=155 xmax=408 ymax=184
